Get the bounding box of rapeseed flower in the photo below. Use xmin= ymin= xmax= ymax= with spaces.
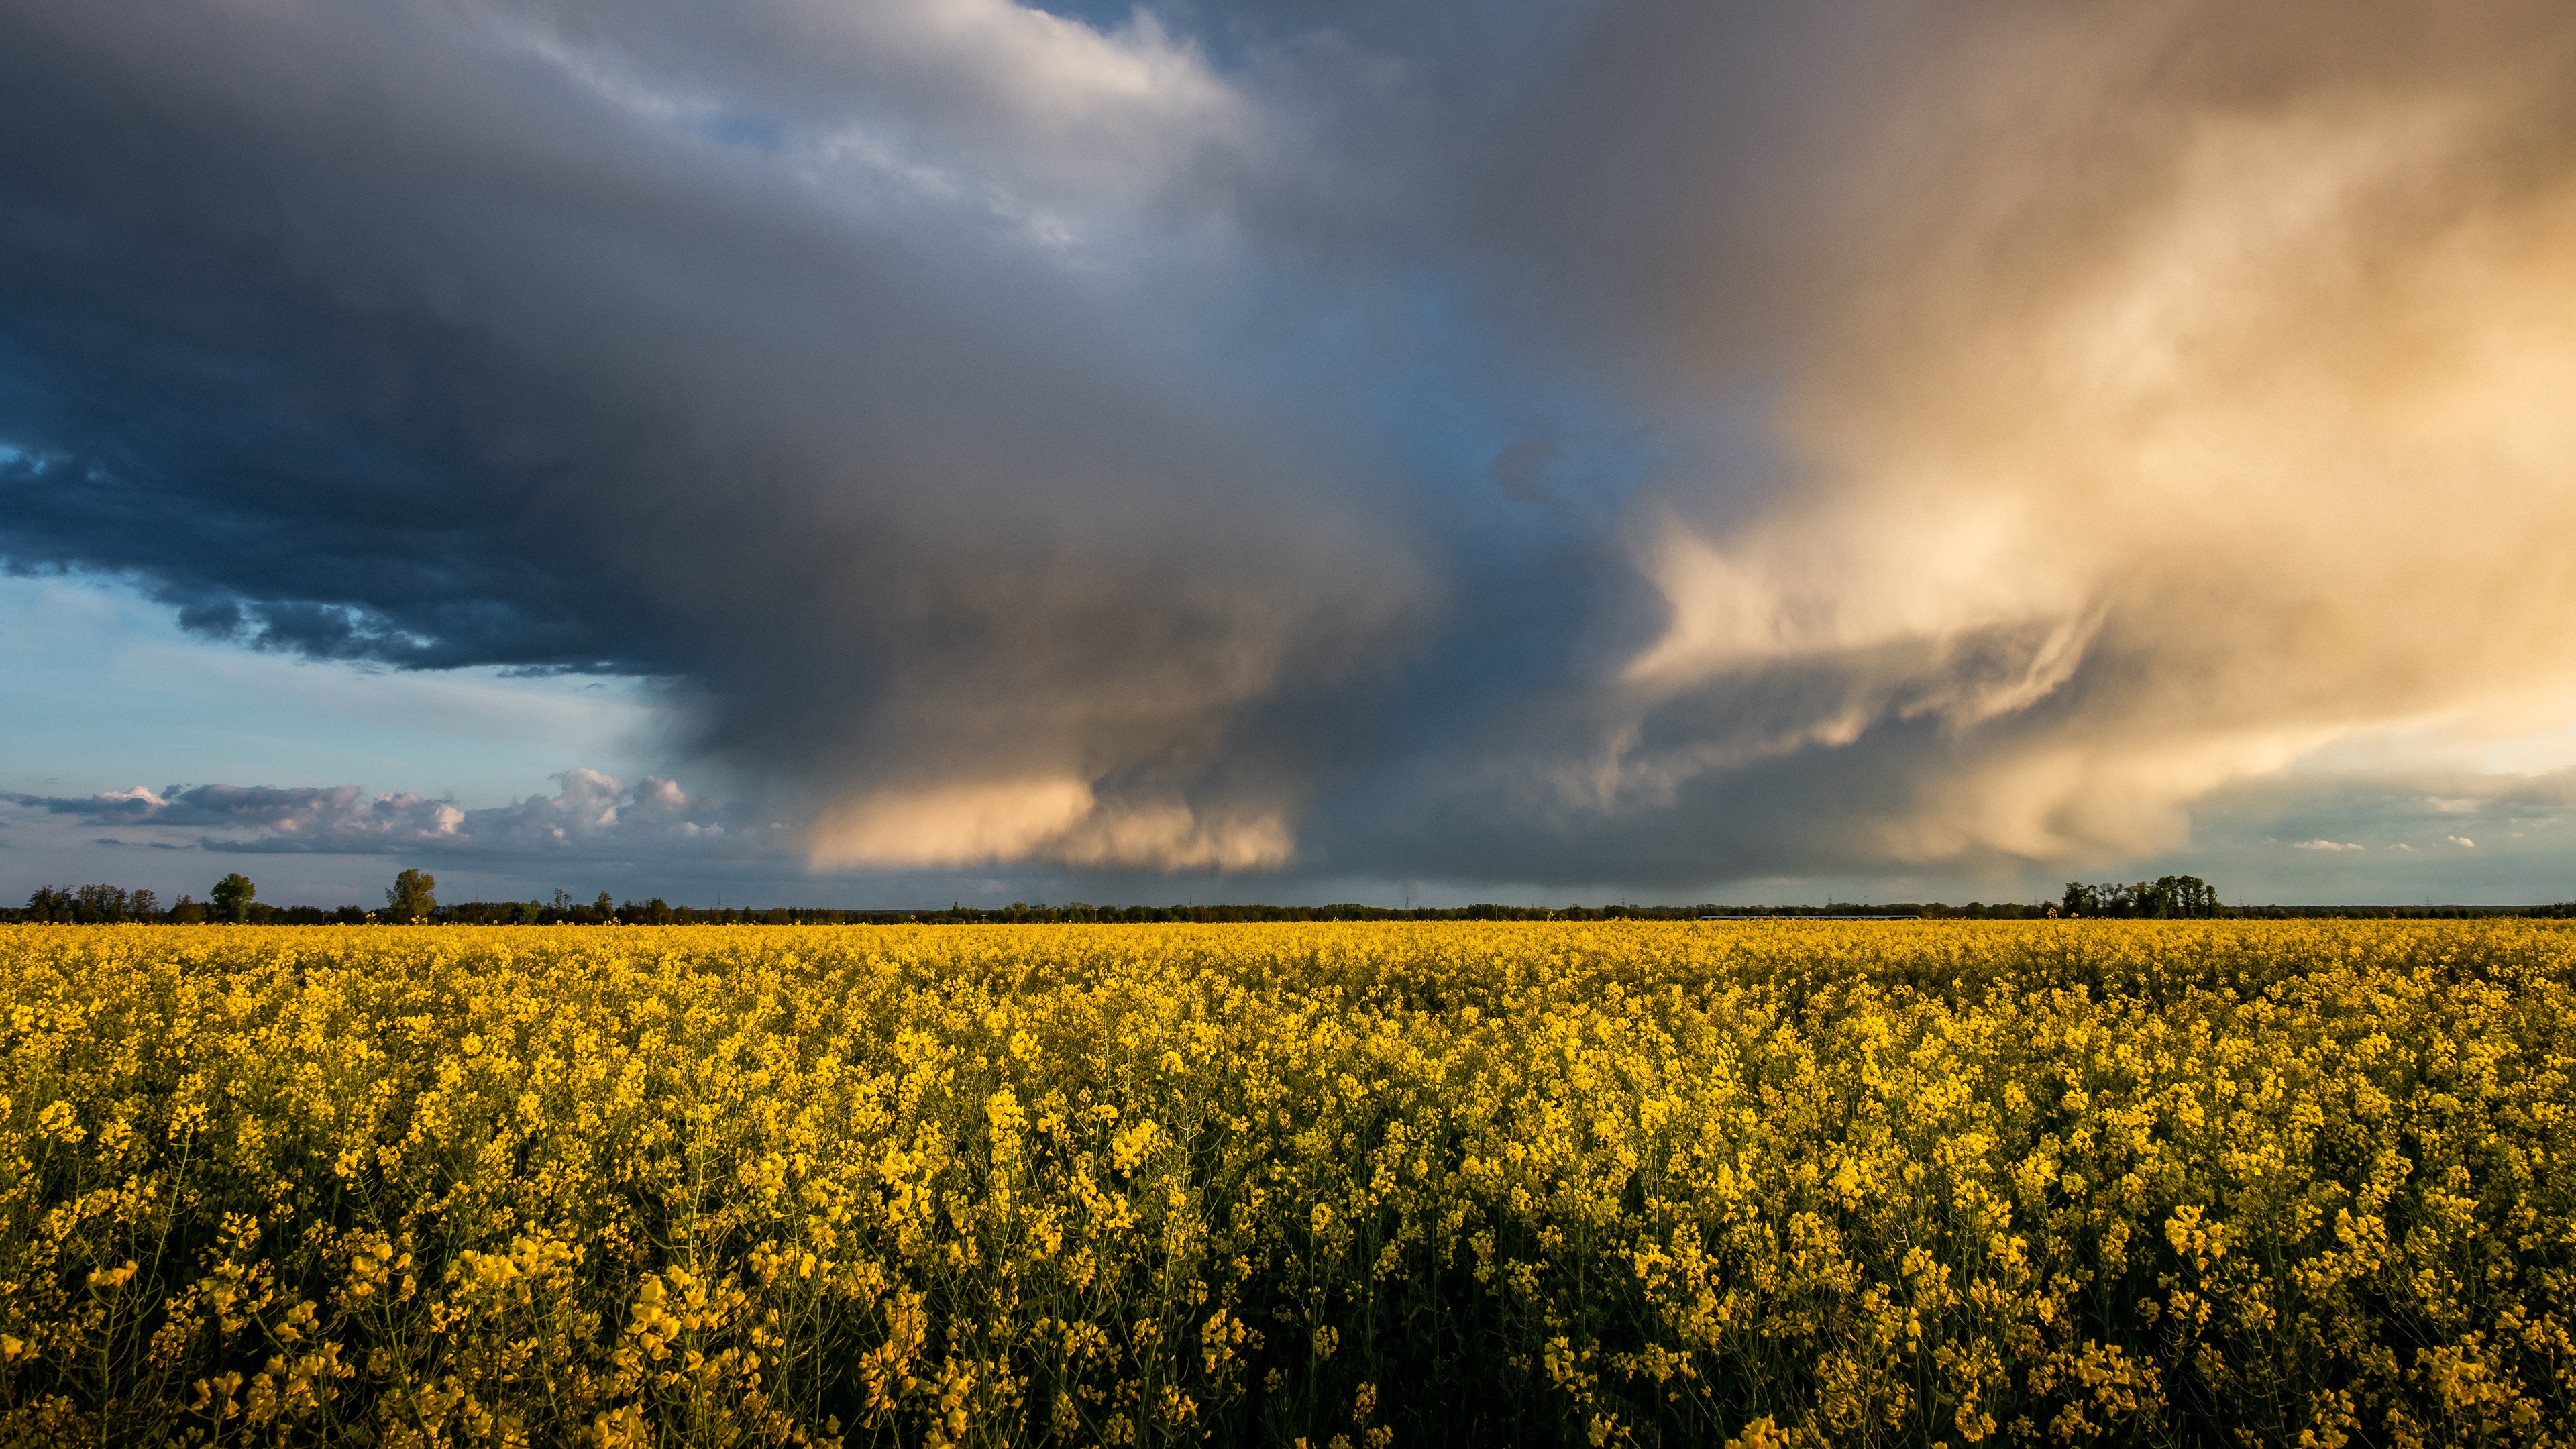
xmin=0 ymin=920 xmax=2569 ymax=1444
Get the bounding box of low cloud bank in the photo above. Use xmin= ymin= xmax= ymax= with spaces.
xmin=7 ymin=769 xmax=752 ymax=858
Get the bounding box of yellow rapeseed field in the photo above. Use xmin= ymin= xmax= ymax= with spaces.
xmin=2 ymin=920 xmax=2572 ymax=1446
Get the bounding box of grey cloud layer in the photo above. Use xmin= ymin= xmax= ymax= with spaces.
xmin=5 ymin=0 xmax=2574 ymax=888
xmin=8 ymin=769 xmax=747 ymax=857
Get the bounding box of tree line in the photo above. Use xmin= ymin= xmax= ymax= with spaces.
xmin=6 ymin=877 xmax=2077 ymax=926
xmin=12 ymin=869 xmax=2574 ymax=925
xmin=2059 ymin=875 xmax=2222 ymax=918
xmin=15 ymin=874 xmax=360 ymax=924
xmin=4 ymin=885 xmax=2047 ymax=926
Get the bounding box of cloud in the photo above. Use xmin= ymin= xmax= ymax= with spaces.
xmin=808 ymin=776 xmax=1290 ymax=871
xmin=0 ymin=0 xmax=1440 ymax=875
xmin=1328 ymin=0 xmax=2576 ymax=884
xmin=2294 ymin=840 xmax=2365 ymax=852
xmin=5 ymin=0 xmax=2575 ymax=890
xmin=2450 ymin=835 xmax=2477 ymax=849
xmin=5 ymin=769 xmax=752 ymax=857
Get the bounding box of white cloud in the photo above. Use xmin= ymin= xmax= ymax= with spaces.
xmin=2293 ymin=839 xmax=2365 ymax=851
xmin=482 ymin=0 xmax=1247 ymax=247
xmin=2449 ymin=835 xmax=2477 ymax=847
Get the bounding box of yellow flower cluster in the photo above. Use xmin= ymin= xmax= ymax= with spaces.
xmin=1 ymin=920 xmax=2572 ymax=1446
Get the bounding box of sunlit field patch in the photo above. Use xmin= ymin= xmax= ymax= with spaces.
xmin=3 ymin=921 xmax=2572 ymax=1446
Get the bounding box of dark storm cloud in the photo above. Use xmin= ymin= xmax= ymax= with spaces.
xmin=0 ymin=0 xmax=1440 ymax=873
xmin=7 ymin=0 xmax=2576 ymax=890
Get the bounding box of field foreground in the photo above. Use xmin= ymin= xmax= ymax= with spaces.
xmin=3 ymin=922 xmax=2573 ymax=1447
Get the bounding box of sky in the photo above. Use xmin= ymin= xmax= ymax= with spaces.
xmin=4 ymin=0 xmax=2575 ymax=910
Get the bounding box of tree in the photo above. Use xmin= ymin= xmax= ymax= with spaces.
xmin=209 ymin=873 xmax=256 ymax=923
xmin=2063 ymin=875 xmax=2219 ymax=919
xmin=2152 ymin=874 xmax=2219 ymax=918
xmin=386 ymin=869 xmax=437 ymax=924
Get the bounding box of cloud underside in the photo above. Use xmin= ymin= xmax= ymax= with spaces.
xmin=5 ymin=0 xmax=2575 ymax=883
